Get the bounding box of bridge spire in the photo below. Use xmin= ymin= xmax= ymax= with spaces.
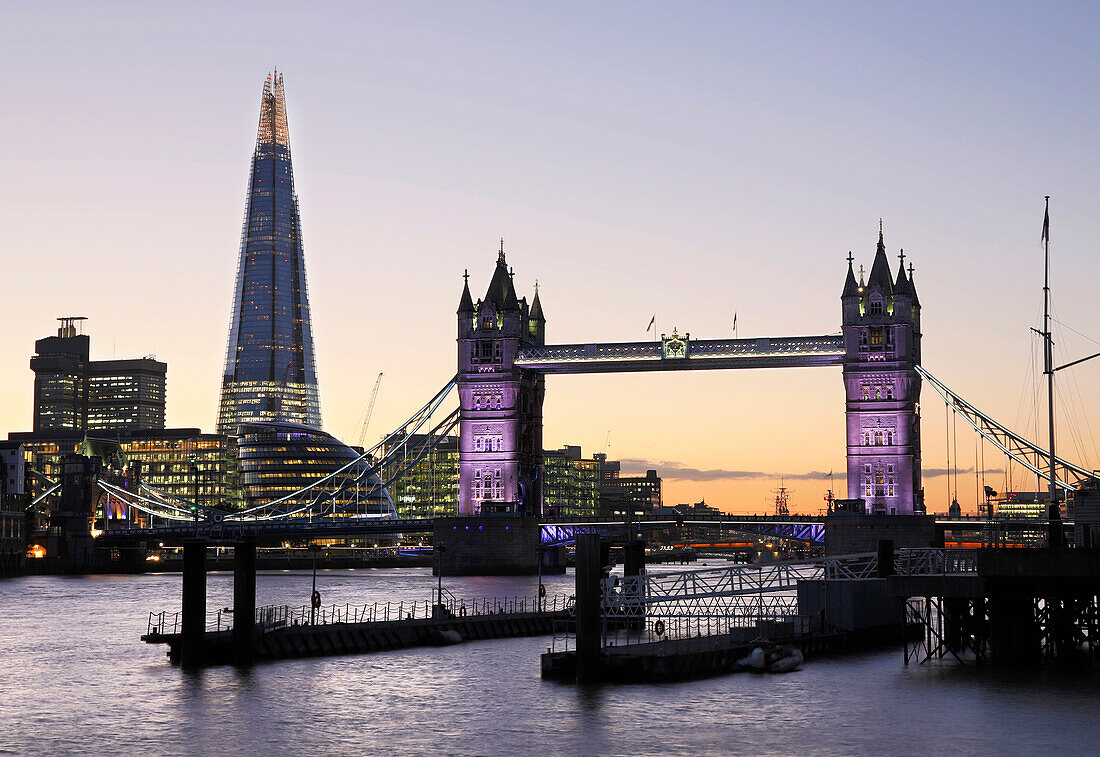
xmin=867 ymin=221 xmax=894 ymax=295
xmin=842 ymin=252 xmax=859 ymax=297
xmin=458 ymin=268 xmax=475 ymax=314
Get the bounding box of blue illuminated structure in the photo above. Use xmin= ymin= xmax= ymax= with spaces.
xmin=217 ymin=72 xmax=322 ymax=434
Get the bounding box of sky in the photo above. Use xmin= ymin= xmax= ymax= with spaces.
xmin=3 ymin=1 xmax=1099 ymax=515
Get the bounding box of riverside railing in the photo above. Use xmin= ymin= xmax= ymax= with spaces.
xmin=550 ymin=604 xmax=804 ymax=653
xmin=146 ymin=592 xmax=574 ymax=635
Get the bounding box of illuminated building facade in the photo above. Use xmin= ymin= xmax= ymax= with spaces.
xmin=842 ymin=227 xmax=923 ymax=514
xmin=0 ymin=441 xmax=26 ymax=573
xmin=87 ymin=359 xmax=167 ymax=431
xmin=601 ymin=469 xmax=662 ymax=516
xmin=217 ymin=72 xmax=321 ymax=434
xmin=542 ymin=445 xmax=600 ymax=518
xmin=996 ymin=491 xmax=1061 ymax=519
xmin=456 ymin=246 xmax=545 ymax=515
xmin=30 ymin=318 xmax=166 ymax=433
xmin=236 ymin=422 xmax=393 ymax=515
xmin=377 ymin=435 xmax=605 ymax=519
xmin=9 ymin=429 xmax=241 ymax=512
xmin=378 ymin=434 xmax=459 ymax=520
xmin=30 ymin=319 xmax=88 ymax=433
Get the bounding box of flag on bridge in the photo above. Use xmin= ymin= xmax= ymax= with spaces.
xmin=732 ymin=311 xmax=737 ymax=334
xmin=647 ymin=315 xmax=656 ymax=332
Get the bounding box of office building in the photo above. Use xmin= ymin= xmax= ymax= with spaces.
xmin=236 ymin=422 xmax=393 ymax=515
xmin=600 ymin=468 xmax=662 ymax=516
xmin=543 ymin=445 xmax=600 ymax=518
xmin=217 ymin=73 xmax=322 ymax=433
xmin=30 ymin=317 xmax=167 ymax=434
xmin=9 ymin=429 xmax=241 ymax=512
xmin=378 ymin=433 xmax=460 ymax=520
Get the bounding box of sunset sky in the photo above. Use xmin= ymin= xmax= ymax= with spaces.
xmin=3 ymin=2 xmax=1099 ymax=514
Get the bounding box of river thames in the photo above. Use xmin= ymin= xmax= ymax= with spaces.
xmin=2 ymin=563 xmax=1098 ymax=756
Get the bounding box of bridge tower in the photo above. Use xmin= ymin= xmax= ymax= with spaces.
xmin=841 ymin=226 xmax=923 ymax=514
xmin=457 ymin=244 xmax=545 ymax=516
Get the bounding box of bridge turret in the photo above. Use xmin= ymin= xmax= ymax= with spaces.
xmin=457 ymin=270 xmax=475 ymax=338
xmin=528 ymin=283 xmax=546 ymax=343
xmin=457 ymin=243 xmax=545 ymax=516
xmin=841 ymin=224 xmax=923 ymax=515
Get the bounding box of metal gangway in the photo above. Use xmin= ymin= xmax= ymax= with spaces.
xmin=549 ymin=549 xmax=981 ymax=649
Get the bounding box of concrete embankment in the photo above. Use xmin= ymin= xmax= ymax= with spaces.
xmin=145 ymin=611 xmax=570 ymax=666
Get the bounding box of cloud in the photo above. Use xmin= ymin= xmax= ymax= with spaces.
xmin=923 ymin=467 xmax=1003 ymax=477
xmin=619 ymin=458 xmax=1003 ymax=482
xmin=618 ymin=458 xmax=838 ymax=482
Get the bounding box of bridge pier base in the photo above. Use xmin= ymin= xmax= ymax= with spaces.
xmin=180 ymin=540 xmax=207 ymax=668
xmin=434 ymin=517 xmax=563 ymax=576
xmin=232 ymin=542 xmax=257 ymax=667
xmin=574 ymin=533 xmax=603 ymax=683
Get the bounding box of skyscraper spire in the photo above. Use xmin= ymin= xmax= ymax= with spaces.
xmin=218 ymin=73 xmax=321 ymax=433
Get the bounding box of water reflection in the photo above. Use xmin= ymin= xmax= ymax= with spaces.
xmin=1 ymin=567 xmax=1098 ymax=756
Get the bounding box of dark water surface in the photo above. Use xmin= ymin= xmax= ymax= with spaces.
xmin=2 ymin=565 xmax=1098 ymax=756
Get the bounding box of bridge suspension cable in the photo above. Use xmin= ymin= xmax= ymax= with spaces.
xmin=89 ymin=377 xmax=460 ymax=529
xmin=222 ymin=375 xmax=458 ymax=521
xmin=917 ymin=364 xmax=1098 ymax=492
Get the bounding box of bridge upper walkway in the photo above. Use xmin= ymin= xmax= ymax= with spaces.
xmin=515 ymin=335 xmax=844 ymax=373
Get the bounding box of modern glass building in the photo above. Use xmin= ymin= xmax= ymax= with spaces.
xmin=217 ymin=72 xmax=321 ymax=434
xmin=378 ymin=433 xmax=460 ymax=520
xmin=236 ymin=422 xmax=393 ymax=517
xmin=9 ymin=429 xmax=242 ymax=512
xmin=543 ymin=445 xmax=600 ymax=518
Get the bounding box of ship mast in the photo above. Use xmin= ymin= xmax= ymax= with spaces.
xmin=1041 ymin=196 xmax=1061 ymax=548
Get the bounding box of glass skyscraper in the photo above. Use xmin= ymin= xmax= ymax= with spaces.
xmin=217 ymin=72 xmax=322 ymax=434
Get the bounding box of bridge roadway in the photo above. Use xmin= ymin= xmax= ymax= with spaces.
xmin=97 ymin=513 xmax=827 ymax=547
xmin=95 ymin=512 xmax=1064 ymax=548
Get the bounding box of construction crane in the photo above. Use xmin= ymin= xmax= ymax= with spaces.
xmin=357 ymin=373 xmax=384 ymax=448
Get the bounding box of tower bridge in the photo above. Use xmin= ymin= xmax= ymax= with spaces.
xmin=458 ymin=229 xmax=923 ymax=517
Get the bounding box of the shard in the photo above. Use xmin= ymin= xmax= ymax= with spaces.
xmin=217 ymin=72 xmax=322 ymax=434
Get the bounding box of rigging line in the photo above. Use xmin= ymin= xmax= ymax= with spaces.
xmin=1049 ymin=302 xmax=1093 ymax=467
xmin=946 ymin=398 xmax=954 ymax=510
xmin=974 ymin=430 xmax=980 ymax=514
xmin=1051 ymin=316 xmax=1100 ymax=347
xmin=952 ymin=407 xmax=959 ymax=503
xmin=980 ymin=433 xmax=987 ymax=510
xmin=918 ymin=366 xmax=1087 ymax=490
xmin=1051 ymin=307 xmax=1099 ymax=469
xmin=1065 ymin=364 xmax=1099 ymax=469
xmin=230 ymin=377 xmax=458 ymax=518
xmin=1056 ymin=389 xmax=1091 ymax=472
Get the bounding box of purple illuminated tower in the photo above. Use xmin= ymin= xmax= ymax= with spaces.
xmin=457 ymin=244 xmax=545 ymax=516
xmin=841 ymin=226 xmax=923 ymax=514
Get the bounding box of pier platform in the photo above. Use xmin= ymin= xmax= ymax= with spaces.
xmin=541 ymin=623 xmax=917 ymax=682
xmin=144 ymin=608 xmax=571 ymax=666
xmin=141 ymin=594 xmax=572 ymax=664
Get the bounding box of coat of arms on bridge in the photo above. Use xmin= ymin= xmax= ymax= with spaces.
xmin=661 ymin=329 xmax=690 ymax=359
